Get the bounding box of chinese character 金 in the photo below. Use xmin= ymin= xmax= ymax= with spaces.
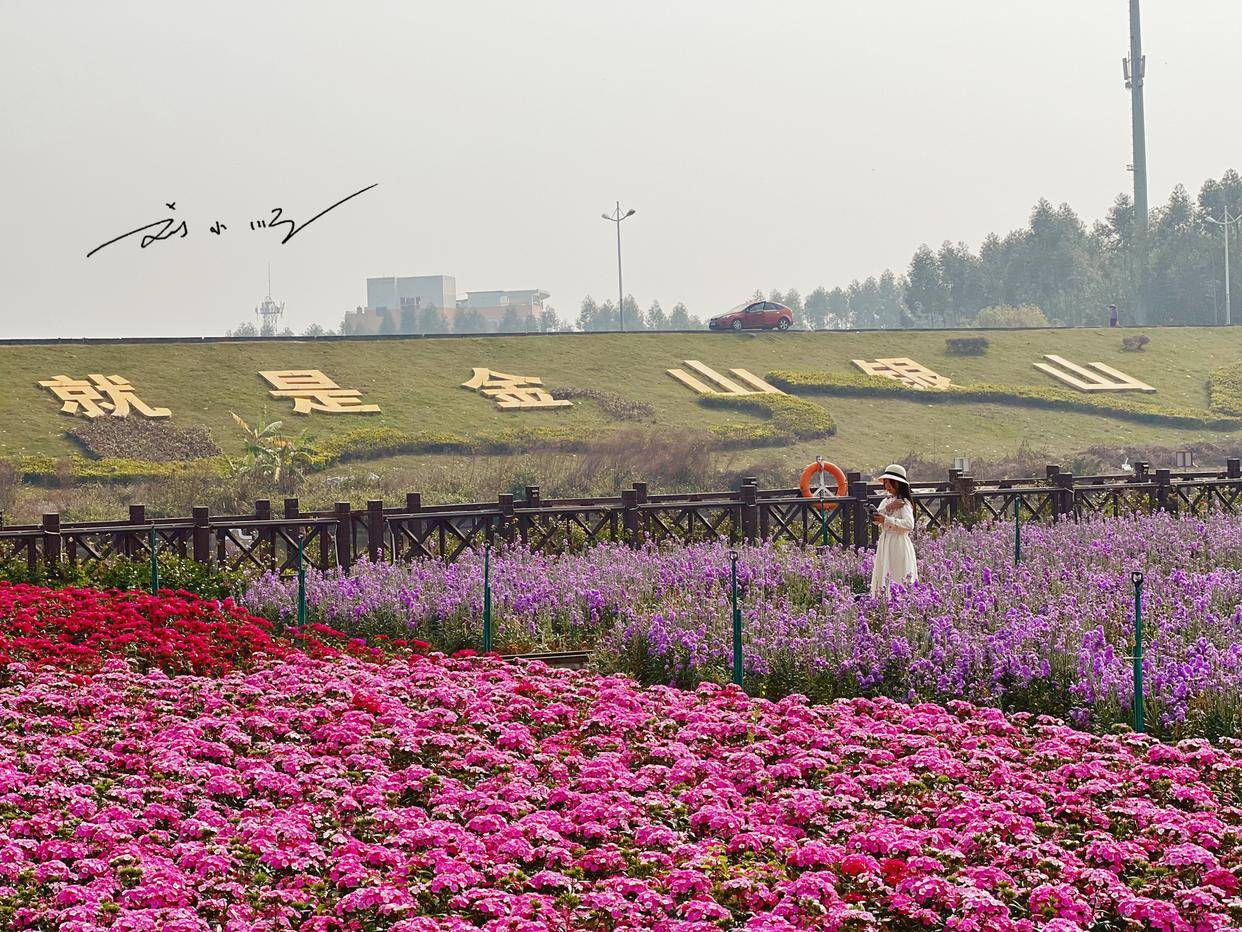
xmin=462 ymin=368 xmax=573 ymax=410
xmin=38 ymin=374 xmax=172 ymax=418
xmin=260 ymin=370 xmax=381 ymax=414
xmin=852 ymin=358 xmax=952 ymax=390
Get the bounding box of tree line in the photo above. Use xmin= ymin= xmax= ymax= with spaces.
xmin=231 ymin=168 xmax=1240 ymax=336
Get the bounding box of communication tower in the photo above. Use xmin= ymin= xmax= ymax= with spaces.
xmin=255 ymin=265 xmax=285 ymax=335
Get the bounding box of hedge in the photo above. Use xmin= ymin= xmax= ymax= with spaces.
xmin=1209 ymin=363 xmax=1242 ymax=417
xmin=698 ymin=392 xmax=836 ymax=447
xmin=768 ymin=370 xmax=1240 ymax=430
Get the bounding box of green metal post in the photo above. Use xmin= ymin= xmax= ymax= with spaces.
xmin=296 ymin=535 xmax=307 ymax=628
xmin=1014 ymin=498 xmax=1022 ymax=565
xmin=1132 ymin=570 xmax=1144 ymax=732
xmin=730 ymin=550 xmax=743 ymax=686
xmin=148 ymin=526 xmax=159 ymax=594
xmin=482 ymin=542 xmax=493 ymax=654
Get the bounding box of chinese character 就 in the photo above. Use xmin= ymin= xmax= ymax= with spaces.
xmin=260 ymin=370 xmax=381 ymax=414
xmin=462 ymin=368 xmax=572 ymax=410
xmin=852 ymin=357 xmax=952 ymax=390
xmin=38 ymin=374 xmax=172 ymax=418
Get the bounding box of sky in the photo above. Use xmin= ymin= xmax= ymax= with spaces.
xmin=2 ymin=0 xmax=1240 ymax=338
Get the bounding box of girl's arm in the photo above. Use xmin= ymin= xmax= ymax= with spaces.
xmin=883 ymin=501 xmax=915 ymax=534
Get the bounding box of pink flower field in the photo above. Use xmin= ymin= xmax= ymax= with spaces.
xmin=1 ymin=653 xmax=1239 ymax=930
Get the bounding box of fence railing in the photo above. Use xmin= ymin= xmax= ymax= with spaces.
xmin=2 ymin=459 xmax=1240 ymax=576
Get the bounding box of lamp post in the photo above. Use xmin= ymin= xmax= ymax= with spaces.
xmin=601 ymin=202 xmax=636 ymax=331
xmin=1206 ymin=207 xmax=1241 ymax=326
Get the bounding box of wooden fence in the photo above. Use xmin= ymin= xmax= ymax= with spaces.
xmin=2 ymin=459 xmax=1240 ymax=576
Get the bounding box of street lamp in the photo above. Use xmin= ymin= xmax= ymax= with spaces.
xmin=601 ymin=202 xmax=636 ymax=331
xmin=1206 ymin=207 xmax=1241 ymax=326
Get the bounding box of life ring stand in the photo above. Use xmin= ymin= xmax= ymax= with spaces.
xmin=799 ymin=458 xmax=848 ymax=511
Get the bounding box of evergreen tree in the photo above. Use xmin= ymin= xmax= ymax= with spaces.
xmin=904 ymin=246 xmax=949 ymax=327
xmin=646 ymin=299 xmax=668 ymax=330
xmin=417 ymin=305 xmax=447 ymax=334
xmin=228 ymin=321 xmax=258 ymax=337
xmin=538 ymin=307 xmax=563 ymax=332
xmin=576 ymin=296 xmax=600 ymax=332
xmin=499 ymin=306 xmax=525 ymax=332
xmin=452 ymin=308 xmax=488 ymax=334
xmin=302 ymin=323 xmax=326 ymax=337
xmin=621 ymin=294 xmax=643 ymax=330
xmin=668 ymin=302 xmax=692 ymax=329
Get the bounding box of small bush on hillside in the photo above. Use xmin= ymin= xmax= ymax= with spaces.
xmin=69 ymin=418 xmax=220 ymax=461
xmin=945 ymin=337 xmax=989 ymax=356
xmin=543 ymin=387 xmax=655 ymax=421
xmin=0 ymin=553 xmax=253 ymax=599
xmin=1121 ymin=334 xmax=1150 ymax=352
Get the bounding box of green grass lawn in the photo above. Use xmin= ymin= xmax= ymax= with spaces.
xmin=2 ymin=326 xmax=1239 ymax=470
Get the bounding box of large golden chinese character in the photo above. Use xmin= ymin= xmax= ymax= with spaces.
xmin=666 ymin=360 xmax=783 ymax=396
xmin=38 ymin=374 xmax=171 ymax=418
xmin=1034 ymin=355 xmax=1154 ymax=392
xmin=462 ymin=368 xmax=572 ymax=410
xmin=260 ymin=370 xmax=381 ymax=414
xmin=852 ymin=357 xmax=952 ymax=390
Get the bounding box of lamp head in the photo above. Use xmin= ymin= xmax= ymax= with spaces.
xmin=1131 ymin=570 xmax=1144 ymax=585
xmin=601 ymin=213 xmax=612 ymax=221
xmin=625 ymin=208 xmax=636 ymax=217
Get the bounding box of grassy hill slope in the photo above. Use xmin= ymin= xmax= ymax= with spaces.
xmin=2 ymin=326 xmax=1239 ymax=471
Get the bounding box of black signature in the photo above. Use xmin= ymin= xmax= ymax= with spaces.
xmin=86 ymin=183 xmax=378 ymax=258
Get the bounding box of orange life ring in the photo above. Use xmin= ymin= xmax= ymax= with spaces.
xmin=800 ymin=460 xmax=848 ymax=511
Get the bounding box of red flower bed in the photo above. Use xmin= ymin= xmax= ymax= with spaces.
xmin=0 ymin=582 xmax=422 ymax=677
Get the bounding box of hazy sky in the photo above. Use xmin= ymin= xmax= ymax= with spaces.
xmin=2 ymin=1 xmax=1240 ymax=337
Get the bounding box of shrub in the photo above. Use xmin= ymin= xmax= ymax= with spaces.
xmin=69 ymin=417 xmax=220 ymax=461
xmin=698 ymin=392 xmax=836 ymax=447
xmin=1209 ymin=363 xmax=1242 ymax=416
xmin=543 ymin=386 xmax=655 ymax=421
xmin=1122 ymin=333 xmax=1151 ymax=352
xmin=0 ymin=553 xmax=254 ymax=600
xmin=945 ymin=336 xmax=989 ymax=356
xmin=768 ymin=369 xmax=1237 ymax=429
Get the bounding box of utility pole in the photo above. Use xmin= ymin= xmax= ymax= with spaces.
xmin=601 ymin=202 xmax=636 ymax=331
xmin=1206 ymin=207 xmax=1240 ymax=326
xmin=1124 ymin=0 xmax=1149 ymax=325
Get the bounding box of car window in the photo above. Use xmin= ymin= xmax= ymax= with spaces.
xmin=746 ymin=303 xmax=763 ymax=313
xmin=761 ymin=302 xmax=777 ymax=311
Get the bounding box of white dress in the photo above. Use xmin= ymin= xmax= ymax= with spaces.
xmin=869 ymin=495 xmax=917 ymax=597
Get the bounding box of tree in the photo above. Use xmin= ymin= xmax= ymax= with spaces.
xmin=904 ymin=246 xmax=949 ymax=327
xmin=620 ymin=294 xmax=643 ymax=330
xmin=668 ymin=302 xmax=692 ymax=329
xmin=538 ymin=307 xmax=563 ymax=332
xmin=1148 ymin=184 xmax=1215 ymax=325
xmin=378 ymin=311 xmax=397 ymax=335
xmin=499 ymin=306 xmax=527 ymax=332
xmin=646 ymin=300 xmax=668 ymax=331
xmin=781 ymin=288 xmax=806 ymax=328
xmin=228 ymin=321 xmax=258 ymax=337
xmin=452 ymin=307 xmax=488 ymax=334
xmin=417 ymin=305 xmax=448 ymax=334
xmin=576 ymin=296 xmax=600 ymax=332
xmin=804 ymin=287 xmax=829 ymax=330
xmin=936 ymin=241 xmax=985 ymax=326
xmin=594 ymin=299 xmax=620 ymax=331
xmin=399 ymin=305 xmax=417 ymax=334
xmin=303 ymin=323 xmax=326 ymax=337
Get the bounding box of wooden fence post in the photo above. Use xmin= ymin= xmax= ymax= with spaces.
xmin=847 ymin=473 xmax=868 ymax=550
xmin=1055 ymin=473 xmax=1076 ymax=521
xmin=366 ymin=499 xmax=385 ymax=562
xmin=41 ymin=513 xmax=61 ymax=572
xmin=1154 ymin=469 xmax=1171 ymax=512
xmin=1134 ymin=461 xmax=1150 ymax=482
xmin=621 ymin=489 xmax=639 ymax=546
xmin=335 ymin=502 xmax=352 ymax=571
xmin=497 ymin=494 xmax=515 ymax=545
xmin=519 ymin=486 xmax=540 ymax=544
xmin=1228 ymin=458 xmax=1241 ymax=480
xmin=192 ymin=507 xmax=211 ymax=564
xmin=127 ymin=504 xmax=146 ymax=558
xmin=739 ymin=481 xmax=758 ymax=543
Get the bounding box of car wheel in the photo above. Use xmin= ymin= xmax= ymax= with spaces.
xmin=776 ymin=317 xmax=791 ymax=331
xmin=730 ymin=319 xmax=743 ymax=331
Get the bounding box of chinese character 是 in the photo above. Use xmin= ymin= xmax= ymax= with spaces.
xmin=462 ymin=368 xmax=572 ymax=410
xmin=38 ymin=374 xmax=172 ymax=418
xmin=260 ymin=370 xmax=381 ymax=414
xmin=852 ymin=357 xmax=952 ymax=390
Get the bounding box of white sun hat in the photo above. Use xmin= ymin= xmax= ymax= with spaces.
xmin=875 ymin=464 xmax=910 ymax=487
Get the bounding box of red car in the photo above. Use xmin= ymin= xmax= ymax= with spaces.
xmin=708 ymin=300 xmax=794 ymax=331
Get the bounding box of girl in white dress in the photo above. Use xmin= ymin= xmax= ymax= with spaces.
xmin=869 ymin=463 xmax=918 ymax=598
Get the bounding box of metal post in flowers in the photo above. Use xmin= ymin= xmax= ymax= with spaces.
xmin=730 ymin=549 xmax=743 ymax=686
xmin=1014 ymin=498 xmax=1022 ymax=565
xmin=1132 ymin=570 xmax=1145 ymax=733
xmin=296 ymin=534 xmax=307 ymax=628
xmin=148 ymin=526 xmax=159 ymax=594
xmin=482 ymin=542 xmax=493 ymax=654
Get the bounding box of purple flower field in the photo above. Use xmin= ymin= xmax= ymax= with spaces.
xmin=242 ymin=512 xmax=1242 ymax=740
